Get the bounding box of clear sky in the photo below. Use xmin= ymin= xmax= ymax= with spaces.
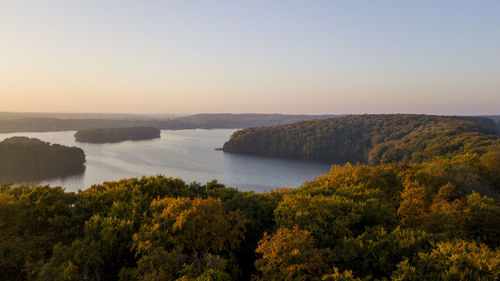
xmin=1 ymin=0 xmax=499 ymax=115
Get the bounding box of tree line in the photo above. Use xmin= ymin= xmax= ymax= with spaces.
xmin=0 ymin=114 xmax=338 ymax=134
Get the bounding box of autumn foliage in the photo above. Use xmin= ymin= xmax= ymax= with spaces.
xmin=1 ymin=115 xmax=500 ymax=280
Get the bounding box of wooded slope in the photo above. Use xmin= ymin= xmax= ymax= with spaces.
xmin=223 ymin=114 xmax=500 ymax=164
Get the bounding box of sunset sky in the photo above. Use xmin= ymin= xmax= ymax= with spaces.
xmin=1 ymin=0 xmax=499 ymax=115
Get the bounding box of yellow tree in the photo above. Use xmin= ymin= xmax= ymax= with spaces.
xmin=397 ymin=180 xmax=429 ymax=227
xmin=131 ymin=197 xmax=246 ymax=280
xmin=392 ymin=240 xmax=500 ymax=281
xmin=426 ymin=183 xmax=465 ymax=236
xmin=254 ymin=226 xmax=328 ymax=281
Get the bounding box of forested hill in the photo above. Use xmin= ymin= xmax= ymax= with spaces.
xmin=0 ymin=113 xmax=338 ymax=133
xmin=223 ymin=114 xmax=500 ymax=164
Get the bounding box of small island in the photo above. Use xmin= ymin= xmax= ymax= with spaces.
xmin=74 ymin=127 xmax=161 ymax=143
xmin=0 ymin=137 xmax=85 ymax=181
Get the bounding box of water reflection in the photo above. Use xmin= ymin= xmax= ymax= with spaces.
xmin=0 ymin=166 xmax=85 ymax=186
xmin=0 ymin=129 xmax=332 ymax=192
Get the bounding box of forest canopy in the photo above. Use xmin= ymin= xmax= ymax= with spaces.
xmin=74 ymin=127 xmax=161 ymax=143
xmin=0 ymin=137 xmax=85 ymax=181
xmin=1 ymin=149 xmax=499 ymax=280
xmin=223 ymin=114 xmax=500 ymax=165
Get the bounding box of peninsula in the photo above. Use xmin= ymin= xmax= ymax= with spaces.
xmin=0 ymin=137 xmax=85 ymax=181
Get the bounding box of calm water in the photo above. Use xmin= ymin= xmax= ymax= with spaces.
xmin=0 ymin=129 xmax=332 ymax=192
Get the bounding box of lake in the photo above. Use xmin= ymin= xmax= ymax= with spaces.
xmin=0 ymin=129 xmax=332 ymax=192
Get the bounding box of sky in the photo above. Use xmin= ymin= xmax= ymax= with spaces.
xmin=1 ymin=0 xmax=499 ymax=115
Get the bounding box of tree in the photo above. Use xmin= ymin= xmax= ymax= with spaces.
xmin=274 ymin=194 xmax=362 ymax=247
xmin=480 ymin=150 xmax=500 ymax=190
xmin=330 ymin=226 xmax=434 ymax=279
xmin=131 ymin=197 xmax=247 ymax=280
xmin=425 ymin=183 xmax=466 ymax=236
xmin=463 ymin=192 xmax=500 ymax=246
xmin=397 ymin=180 xmax=429 ymax=227
xmin=254 ymin=226 xmax=328 ymax=281
xmin=321 ymin=267 xmax=361 ymax=281
xmin=392 ymin=240 xmax=500 ymax=281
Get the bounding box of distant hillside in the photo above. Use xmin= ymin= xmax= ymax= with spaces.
xmin=486 ymin=115 xmax=500 ymax=122
xmin=484 ymin=115 xmax=500 ymax=134
xmin=223 ymin=114 xmax=500 ymax=164
xmin=177 ymin=113 xmax=336 ymax=126
xmin=74 ymin=127 xmax=161 ymax=143
xmin=0 ymin=113 xmax=338 ymax=133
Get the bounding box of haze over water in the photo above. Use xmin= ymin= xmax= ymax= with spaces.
xmin=0 ymin=129 xmax=331 ymax=192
